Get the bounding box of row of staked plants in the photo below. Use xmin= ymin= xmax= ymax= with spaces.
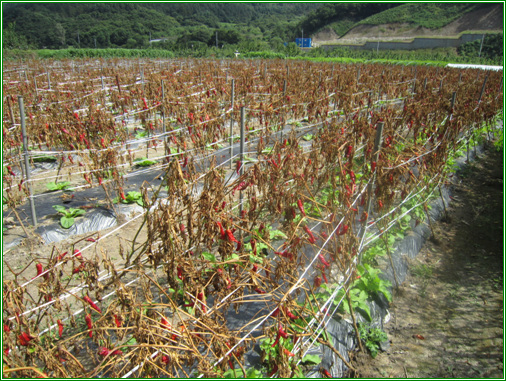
xmin=2 ymin=58 xmax=502 ymax=378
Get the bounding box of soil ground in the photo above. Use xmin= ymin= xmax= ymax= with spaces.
xmin=351 ymin=143 xmax=504 ymax=378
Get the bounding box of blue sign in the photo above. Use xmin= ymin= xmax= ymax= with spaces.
xmin=295 ymin=38 xmax=312 ymax=48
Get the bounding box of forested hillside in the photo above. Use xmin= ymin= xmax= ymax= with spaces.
xmin=2 ymin=3 xmax=320 ymax=50
xmin=2 ymin=1 xmax=502 ymax=65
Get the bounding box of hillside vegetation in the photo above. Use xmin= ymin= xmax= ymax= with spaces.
xmin=2 ymin=2 xmax=502 ymax=65
xmin=356 ymin=3 xmax=489 ymax=29
xmin=2 ymin=3 xmax=320 ymax=50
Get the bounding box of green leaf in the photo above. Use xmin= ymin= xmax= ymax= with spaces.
xmin=246 ymin=368 xmax=262 ymax=378
xmin=249 ymin=254 xmax=263 ymax=264
xmin=223 ymin=368 xmax=242 ymax=378
xmin=60 ymin=216 xmax=75 ymax=229
xmin=302 ymin=133 xmax=314 ymax=141
xmin=302 ymin=354 xmax=322 ymax=365
xmin=269 ymin=229 xmax=287 ymax=240
xmin=243 ymin=155 xmax=258 ymax=163
xmin=69 ymin=208 xmax=86 ymax=217
xmin=53 ymin=204 xmax=67 ymax=213
xmin=201 ymin=252 xmax=216 ymax=262
xmin=134 ymin=157 xmax=157 ymax=167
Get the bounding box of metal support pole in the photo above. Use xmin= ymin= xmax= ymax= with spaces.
xmin=361 ymin=122 xmax=384 ymax=240
xmin=239 ymin=107 xmax=245 ymax=215
xmin=478 ymin=74 xmax=488 ymax=103
xmin=34 ymin=76 xmax=38 ymax=98
xmin=18 ymin=96 xmax=37 ymax=226
xmin=229 ymin=79 xmax=235 ymax=169
xmin=162 ymin=80 xmax=167 ymax=159
xmin=47 ymin=71 xmax=51 ymax=90
xmin=450 ymin=91 xmax=457 ymax=116
xmin=283 ymin=80 xmax=287 ymax=95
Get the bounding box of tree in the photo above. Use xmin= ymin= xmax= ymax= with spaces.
xmin=2 ymin=22 xmax=30 ymax=49
xmin=55 ymin=23 xmax=66 ymax=48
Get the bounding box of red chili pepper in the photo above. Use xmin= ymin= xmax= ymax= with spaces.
xmin=319 ymin=254 xmax=331 ymax=268
xmin=142 ymin=97 xmax=148 ymax=110
xmin=314 ymin=276 xmax=322 ymax=288
xmin=216 ymin=222 xmax=225 ymax=239
xmin=98 ymin=347 xmax=110 ymax=356
xmin=114 ymin=314 xmax=122 ymax=328
xmin=268 ymin=364 xmax=279 ymax=377
xmin=18 ymin=332 xmax=33 ymax=346
xmin=275 ymin=250 xmax=293 ymax=260
xmin=378 ymin=200 xmax=383 ymax=209
xmin=3 ymin=324 xmax=10 ymax=333
xmin=197 ymin=292 xmax=207 ymax=313
xmin=84 ymin=295 xmax=102 ymax=314
xmin=35 ymin=263 xmax=43 ymax=278
xmin=303 ymin=225 xmax=316 ymax=244
xmin=254 ymin=287 xmax=265 ymax=294
xmin=346 ymin=145 xmax=353 ymax=158
xmin=297 ymin=199 xmax=306 ymax=216
xmin=161 ymin=355 xmax=170 ymax=364
xmin=321 ymin=368 xmax=332 ymax=378
xmin=177 ymin=266 xmax=183 ymax=280
xmin=57 ymin=320 xmax=64 ymax=337
xmin=322 ymin=272 xmax=328 ymax=284
xmin=278 ymin=324 xmax=289 ymax=339
xmin=85 ymin=314 xmax=93 ymax=337
xmin=250 ymin=239 xmax=257 ymax=255
xmin=235 ymin=160 xmax=241 ymax=175
xmin=349 ymin=170 xmax=356 ymax=184
xmin=161 ymin=317 xmax=170 ymax=330
xmin=371 ymin=161 xmax=377 ymax=173
xmin=225 ymin=229 xmax=238 ymax=243
xmin=284 ymin=307 xmax=297 ymax=320
xmin=338 ymin=225 xmax=349 ymax=236
xmin=283 ymin=347 xmax=295 ymax=357
xmin=72 ymin=263 xmax=85 ymax=274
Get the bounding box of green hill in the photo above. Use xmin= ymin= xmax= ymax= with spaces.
xmin=356 ymin=3 xmax=489 ymax=29
xmin=297 ymin=2 xmax=499 ymax=38
xmin=2 ymin=3 xmax=320 ymax=50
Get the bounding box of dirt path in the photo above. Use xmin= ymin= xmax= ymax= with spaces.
xmin=352 ymin=144 xmax=504 ymax=378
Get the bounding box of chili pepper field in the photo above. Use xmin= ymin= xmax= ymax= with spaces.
xmin=2 ymin=58 xmax=503 ymax=378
